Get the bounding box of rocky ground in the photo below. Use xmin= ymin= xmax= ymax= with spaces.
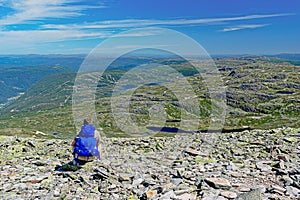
xmin=0 ymin=127 xmax=299 ymax=199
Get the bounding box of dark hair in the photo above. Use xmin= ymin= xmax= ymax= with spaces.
xmin=83 ymin=118 xmax=92 ymax=125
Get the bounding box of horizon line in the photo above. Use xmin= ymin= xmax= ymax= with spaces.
xmin=0 ymin=52 xmax=300 ymax=56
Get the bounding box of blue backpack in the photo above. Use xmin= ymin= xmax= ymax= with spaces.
xmin=79 ymin=124 xmax=95 ymax=137
xmin=73 ymin=124 xmax=100 ymax=160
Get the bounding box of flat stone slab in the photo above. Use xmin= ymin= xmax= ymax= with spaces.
xmin=205 ymin=178 xmax=231 ymax=189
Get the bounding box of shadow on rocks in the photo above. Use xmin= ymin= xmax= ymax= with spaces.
xmin=54 ymin=160 xmax=89 ymax=172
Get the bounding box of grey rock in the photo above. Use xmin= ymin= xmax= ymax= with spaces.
xmin=286 ymin=186 xmax=300 ymax=197
xmin=175 ymin=192 xmax=196 ymax=200
xmin=184 ymin=148 xmax=202 ymax=156
xmin=1 ymin=128 xmax=300 ymax=199
xmin=132 ymin=178 xmax=144 ymax=187
xmin=92 ymin=169 xmax=110 ymax=180
xmin=118 ymin=173 xmax=132 ymax=182
xmin=13 ymin=183 xmax=27 ymax=190
xmin=174 ymin=189 xmax=191 ymax=195
xmin=111 ymin=193 xmax=120 ymax=199
xmin=251 ymin=185 xmax=266 ymax=193
xmin=202 ymin=196 xmax=226 ymax=200
xmin=205 ymin=178 xmax=231 ymax=190
xmin=220 ymin=191 xmax=237 ymax=199
xmin=171 ymin=178 xmax=183 ymax=186
xmin=21 ymin=175 xmax=48 ymax=183
xmin=281 ymin=175 xmax=293 ymax=186
xmin=236 ymin=189 xmax=262 ymax=200
xmin=271 ymin=184 xmax=286 ymax=193
xmin=227 ymin=162 xmax=239 ymax=171
xmin=256 ymin=161 xmax=272 ymax=172
xmin=53 ymin=188 xmax=60 ymax=197
xmin=239 ymin=187 xmax=251 ymax=192
xmin=159 ymin=190 xmax=175 ymax=199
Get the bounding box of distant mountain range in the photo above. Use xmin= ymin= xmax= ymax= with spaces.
xmin=212 ymin=53 xmax=300 ymax=62
xmin=0 ymin=53 xmax=300 ymax=110
xmin=1 ymin=53 xmax=299 ymax=68
xmin=0 ymin=54 xmax=84 ymax=69
xmin=267 ymin=53 xmax=300 ymax=61
xmin=0 ymin=53 xmax=299 ymax=106
xmin=0 ymin=66 xmax=73 ymax=104
xmin=0 ymin=54 xmax=85 ymax=105
xmin=0 ymin=55 xmax=299 ymax=136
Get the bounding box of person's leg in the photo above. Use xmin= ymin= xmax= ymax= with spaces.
xmin=72 ymin=153 xmax=80 ymax=166
xmin=72 ymin=158 xmax=78 ymax=166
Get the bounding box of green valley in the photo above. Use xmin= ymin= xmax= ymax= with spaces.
xmin=0 ymin=56 xmax=299 ymax=138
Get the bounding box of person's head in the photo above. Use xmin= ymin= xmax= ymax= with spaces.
xmin=83 ymin=118 xmax=92 ymax=125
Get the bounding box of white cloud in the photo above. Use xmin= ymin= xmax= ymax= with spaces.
xmin=220 ymin=24 xmax=270 ymax=32
xmin=0 ymin=6 xmax=293 ymax=54
xmin=112 ymin=44 xmax=171 ymax=50
xmin=0 ymin=0 xmax=105 ymax=25
xmin=0 ymin=27 xmax=163 ymax=54
xmin=0 ymin=28 xmax=160 ymax=47
xmin=0 ymin=29 xmax=108 ymax=43
xmin=0 ymin=28 xmax=111 ymax=53
xmin=110 ymin=29 xmax=164 ymax=38
xmin=42 ymin=13 xmax=292 ymax=30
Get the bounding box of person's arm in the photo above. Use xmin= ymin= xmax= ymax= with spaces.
xmin=94 ymin=130 xmax=100 ymax=146
xmin=72 ymin=134 xmax=79 ymax=148
xmin=71 ymin=137 xmax=78 ymax=148
xmin=94 ymin=130 xmax=101 ymax=159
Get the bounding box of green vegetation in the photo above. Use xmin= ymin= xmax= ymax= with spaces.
xmin=0 ymin=56 xmax=299 ymax=138
xmin=0 ymin=65 xmax=72 ymax=104
xmin=1 ymin=72 xmax=76 ymax=113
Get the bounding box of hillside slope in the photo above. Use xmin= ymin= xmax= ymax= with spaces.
xmin=0 ymin=66 xmax=74 ymax=105
xmin=1 ymin=72 xmax=76 ymax=113
xmin=0 ymin=56 xmax=299 ymax=136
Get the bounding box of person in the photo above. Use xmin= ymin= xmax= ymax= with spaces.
xmin=72 ymin=118 xmax=101 ymax=165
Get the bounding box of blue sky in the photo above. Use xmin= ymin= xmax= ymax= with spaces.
xmin=0 ymin=0 xmax=299 ymax=55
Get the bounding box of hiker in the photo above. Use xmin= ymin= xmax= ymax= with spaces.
xmin=72 ymin=118 xmax=101 ymax=165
